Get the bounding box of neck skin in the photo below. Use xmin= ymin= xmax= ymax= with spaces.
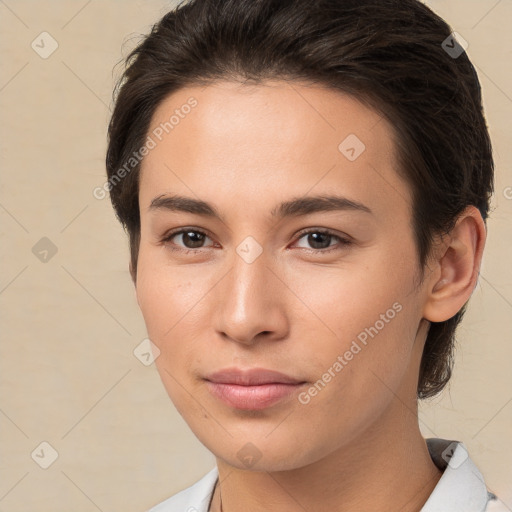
xmin=209 ymin=323 xmax=443 ymax=512
xmin=211 ymin=407 xmax=442 ymax=512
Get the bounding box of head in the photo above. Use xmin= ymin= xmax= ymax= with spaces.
xmin=106 ymin=0 xmax=493 ymax=470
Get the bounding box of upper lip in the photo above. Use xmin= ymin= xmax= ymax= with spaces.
xmin=205 ymin=367 xmax=305 ymax=385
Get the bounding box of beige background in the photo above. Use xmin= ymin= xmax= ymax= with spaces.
xmin=0 ymin=1 xmax=510 ymax=510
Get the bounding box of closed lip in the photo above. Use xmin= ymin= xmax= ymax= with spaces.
xmin=204 ymin=367 xmax=306 ymax=385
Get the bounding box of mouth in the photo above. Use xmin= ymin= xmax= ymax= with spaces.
xmin=204 ymin=367 xmax=307 ymax=410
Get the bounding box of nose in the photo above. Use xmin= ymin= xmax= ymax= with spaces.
xmin=213 ymin=247 xmax=289 ymax=346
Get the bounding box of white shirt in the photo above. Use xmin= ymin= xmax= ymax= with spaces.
xmin=147 ymin=438 xmax=507 ymax=512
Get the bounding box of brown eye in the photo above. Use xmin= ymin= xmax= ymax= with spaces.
xmin=162 ymin=229 xmax=214 ymax=251
xmin=294 ymin=229 xmax=351 ymax=252
xmin=303 ymin=232 xmax=334 ymax=250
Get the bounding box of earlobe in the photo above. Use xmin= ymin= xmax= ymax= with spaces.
xmin=422 ymin=206 xmax=486 ymax=323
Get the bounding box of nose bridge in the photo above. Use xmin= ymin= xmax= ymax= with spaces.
xmin=227 ymin=246 xmax=272 ymax=321
xmin=214 ymin=242 xmax=287 ymax=344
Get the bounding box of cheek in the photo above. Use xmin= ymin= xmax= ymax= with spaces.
xmin=288 ymin=246 xmax=419 ymax=397
xmin=290 ymin=293 xmax=417 ymax=456
xmin=135 ymin=254 xmax=193 ymax=382
xmin=134 ymin=245 xmax=225 ymax=384
xmin=135 ymin=246 xmax=204 ymax=340
xmin=135 ymin=255 xmax=207 ymax=414
xmin=287 ymin=245 xmax=413 ymax=340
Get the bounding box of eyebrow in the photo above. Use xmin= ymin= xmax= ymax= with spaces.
xmin=148 ymin=194 xmax=373 ymax=221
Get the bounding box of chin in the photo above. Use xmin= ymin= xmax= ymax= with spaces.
xmin=191 ymin=423 xmax=330 ymax=472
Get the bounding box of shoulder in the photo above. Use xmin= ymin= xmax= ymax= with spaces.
xmin=485 ymin=494 xmax=510 ymax=512
xmin=146 ymin=467 xmax=219 ymax=512
xmin=422 ymin=438 xmax=506 ymax=512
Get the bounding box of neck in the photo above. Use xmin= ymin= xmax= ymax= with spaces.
xmin=212 ymin=399 xmax=442 ymax=512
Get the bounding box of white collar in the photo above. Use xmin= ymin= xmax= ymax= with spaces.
xmin=147 ymin=438 xmax=497 ymax=512
xmin=421 ymin=438 xmax=491 ymax=511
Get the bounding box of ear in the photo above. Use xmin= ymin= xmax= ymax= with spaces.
xmin=422 ymin=206 xmax=487 ymax=322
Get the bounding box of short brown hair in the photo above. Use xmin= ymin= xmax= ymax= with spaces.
xmin=106 ymin=0 xmax=494 ymax=399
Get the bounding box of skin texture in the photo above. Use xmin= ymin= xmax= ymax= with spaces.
xmin=134 ymin=80 xmax=486 ymax=511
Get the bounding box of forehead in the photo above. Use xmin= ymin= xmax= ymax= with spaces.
xmin=139 ymin=80 xmax=411 ymax=222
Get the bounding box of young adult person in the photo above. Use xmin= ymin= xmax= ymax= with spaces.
xmin=105 ymin=0 xmax=506 ymax=510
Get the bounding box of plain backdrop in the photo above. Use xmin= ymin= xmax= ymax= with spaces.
xmin=0 ymin=1 xmax=511 ymax=511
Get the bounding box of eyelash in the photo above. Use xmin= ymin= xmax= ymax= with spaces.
xmin=160 ymin=227 xmax=352 ymax=255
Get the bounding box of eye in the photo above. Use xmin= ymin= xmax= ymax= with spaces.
xmin=161 ymin=228 xmax=215 ymax=252
xmin=160 ymin=227 xmax=351 ymax=254
xmin=293 ymin=228 xmax=352 ymax=252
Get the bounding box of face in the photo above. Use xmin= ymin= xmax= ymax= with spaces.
xmin=136 ymin=80 xmax=429 ymax=471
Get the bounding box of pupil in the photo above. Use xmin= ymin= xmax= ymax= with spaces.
xmin=180 ymin=232 xmax=332 ymax=250
xmin=309 ymin=232 xmax=330 ymax=249
xmin=184 ymin=231 xmax=204 ymax=248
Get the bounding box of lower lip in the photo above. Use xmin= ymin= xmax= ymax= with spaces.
xmin=205 ymin=381 xmax=305 ymax=410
